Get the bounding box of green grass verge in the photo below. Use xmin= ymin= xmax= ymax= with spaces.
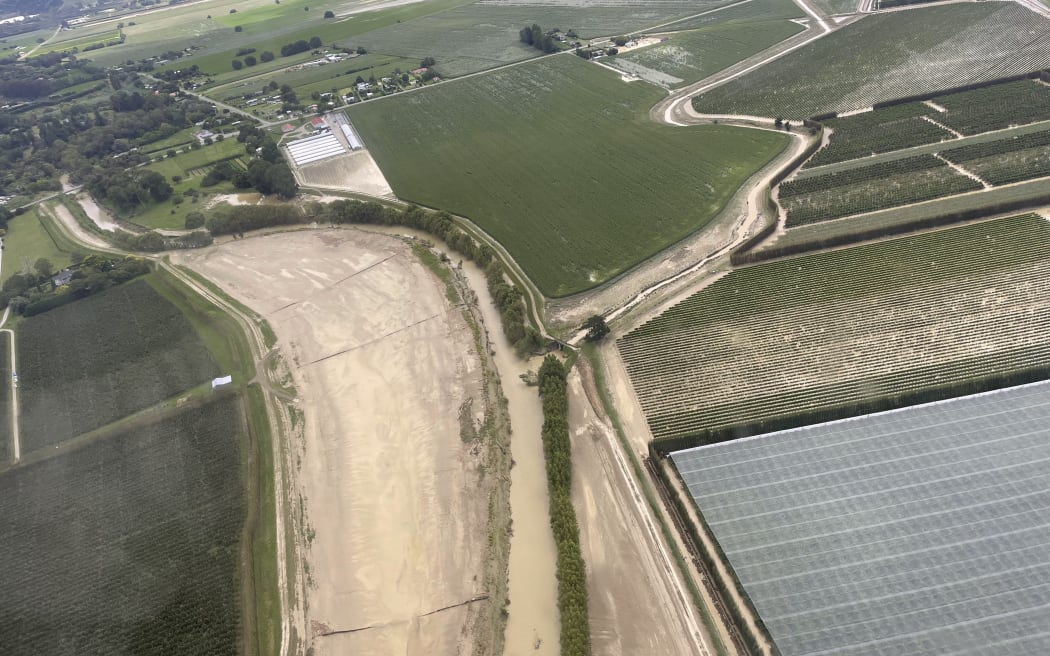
xmin=147 ymin=267 xmax=256 ymax=384
xmin=245 ymin=383 xmax=281 ymax=656
xmin=1 ymin=207 xmax=74 ymax=283
xmin=349 ymin=55 xmax=787 ymax=296
xmin=0 ymin=331 xmax=9 ymax=464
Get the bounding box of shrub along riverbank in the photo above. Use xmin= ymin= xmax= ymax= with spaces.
xmin=537 ymin=355 xmax=590 ymax=656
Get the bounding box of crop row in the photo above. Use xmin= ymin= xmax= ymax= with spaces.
xmin=781 ymin=163 xmax=980 ymax=226
xmin=933 ymin=79 xmax=1050 ymax=135
xmin=17 ymin=278 xmax=221 ymax=452
xmin=620 ymin=214 xmax=1050 ymax=441
xmin=781 ymin=154 xmax=943 ymax=198
xmin=0 ymin=396 xmax=245 ymax=655
xmin=692 ymin=4 xmax=1050 ymax=118
xmin=940 ymin=128 xmax=1050 ymax=162
xmin=955 ymin=148 xmax=1050 ymax=187
xmin=805 ymin=107 xmax=952 ymax=168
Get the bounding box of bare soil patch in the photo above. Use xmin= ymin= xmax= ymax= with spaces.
xmin=172 ymin=228 xmax=489 ymax=656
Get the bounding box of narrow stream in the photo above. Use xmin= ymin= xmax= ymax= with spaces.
xmin=461 ymin=263 xmax=560 ymax=656
xmin=76 ymin=194 xmax=120 ymax=232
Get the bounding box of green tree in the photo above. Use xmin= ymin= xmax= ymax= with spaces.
xmin=231 ymin=59 xmax=243 ymax=70
xmin=583 ymin=315 xmax=609 ymax=341
xmin=34 ymin=258 xmax=54 ymax=278
xmin=308 ymin=36 xmax=322 ymax=49
xmin=324 ymin=10 xmax=335 ymax=18
xmin=260 ymin=51 xmax=274 ymax=62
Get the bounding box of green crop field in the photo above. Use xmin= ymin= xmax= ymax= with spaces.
xmin=351 ymin=0 xmax=729 ymax=78
xmin=349 ymin=55 xmax=787 ymax=296
xmin=805 ymin=80 xmax=1050 ymax=168
xmin=657 ymin=0 xmax=804 ymax=31
xmin=146 ymin=138 xmax=244 ymax=178
xmin=764 ymin=177 xmax=1050 ymax=255
xmin=693 ymin=3 xmax=1050 ymax=118
xmin=608 ymin=17 xmax=803 ymax=87
xmin=933 ymin=79 xmax=1050 ymax=135
xmin=940 ymin=128 xmax=1050 ymax=186
xmin=620 ymin=214 xmax=1050 ymax=442
xmin=804 ymin=103 xmax=954 ymax=168
xmin=0 ymin=208 xmax=74 ymax=284
xmin=0 ymin=395 xmax=245 ymax=655
xmin=780 ymin=154 xmax=981 ymax=226
xmin=17 ymin=277 xmax=221 ymax=452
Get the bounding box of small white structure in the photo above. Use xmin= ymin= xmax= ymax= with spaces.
xmin=211 ymin=375 xmax=233 ymax=389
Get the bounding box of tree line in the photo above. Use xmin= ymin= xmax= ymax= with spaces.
xmin=0 ymin=254 xmax=150 ymax=317
xmin=537 ymin=355 xmax=591 ymax=656
xmin=519 ymin=24 xmax=559 ymax=54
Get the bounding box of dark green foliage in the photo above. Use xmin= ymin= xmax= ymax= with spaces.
xmin=582 ymin=315 xmax=608 ymax=342
xmin=519 ymin=23 xmax=557 ymax=53
xmin=0 ymin=396 xmax=245 ymax=656
xmin=1 ymin=255 xmax=150 ymax=316
xmin=934 ymin=79 xmax=1050 ymax=135
xmin=205 ymin=204 xmax=305 ymax=235
xmin=17 ymin=278 xmax=222 ymax=451
xmin=537 ymin=356 xmax=590 ymax=656
xmin=806 ymin=104 xmax=949 ymax=167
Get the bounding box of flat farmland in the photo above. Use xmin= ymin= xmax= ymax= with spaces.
xmin=349 ymin=55 xmax=788 ymax=296
xmin=693 ymin=3 xmax=1050 ymax=117
xmin=353 ymin=0 xmax=730 ymax=77
xmin=17 ymin=277 xmax=221 ymax=452
xmin=609 ymin=0 xmax=805 ymax=88
xmin=619 ymin=214 xmax=1050 ymax=442
xmin=0 ymin=396 xmax=245 ymax=656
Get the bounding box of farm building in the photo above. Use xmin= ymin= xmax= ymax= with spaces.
xmin=310 ymin=117 xmax=327 ymax=131
xmin=671 ymin=379 xmax=1050 ymax=655
xmin=285 ymin=133 xmax=347 ymax=166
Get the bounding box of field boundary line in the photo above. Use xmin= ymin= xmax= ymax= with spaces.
xmin=935 ymin=153 xmax=991 ymax=189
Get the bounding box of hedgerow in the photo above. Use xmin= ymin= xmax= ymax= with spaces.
xmin=537 ymin=355 xmax=590 ymax=656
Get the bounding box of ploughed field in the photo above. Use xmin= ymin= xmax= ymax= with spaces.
xmin=692 ymin=3 xmax=1050 ymax=118
xmin=349 ymin=55 xmax=787 ymax=296
xmin=619 ymin=213 xmax=1050 ymax=444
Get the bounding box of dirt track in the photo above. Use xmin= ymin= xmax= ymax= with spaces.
xmin=173 ymin=229 xmax=491 ymax=656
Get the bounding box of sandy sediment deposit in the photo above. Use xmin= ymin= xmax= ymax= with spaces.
xmin=172 ymin=228 xmax=492 ymax=656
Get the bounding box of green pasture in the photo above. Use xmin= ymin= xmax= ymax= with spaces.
xmin=34 ymin=28 xmax=121 ymax=56
xmin=658 ymin=0 xmax=804 ymax=31
xmin=159 ymin=0 xmax=471 ymax=78
xmin=146 ymin=138 xmax=244 ymax=178
xmin=349 ymin=55 xmax=787 ymax=296
xmin=694 ymin=3 xmax=1050 ymax=117
xmin=1 ymin=208 xmax=73 ymax=283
